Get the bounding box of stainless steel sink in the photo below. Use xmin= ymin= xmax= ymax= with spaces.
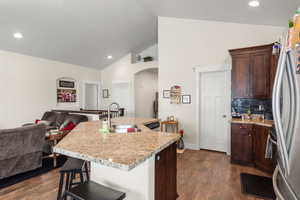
xmin=110 ymin=124 xmax=140 ymax=133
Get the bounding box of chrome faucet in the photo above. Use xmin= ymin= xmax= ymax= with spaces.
xmin=108 ymin=102 xmax=120 ymax=129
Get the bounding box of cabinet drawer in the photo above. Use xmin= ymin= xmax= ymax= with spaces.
xmin=231 ymin=124 xmax=252 ymax=132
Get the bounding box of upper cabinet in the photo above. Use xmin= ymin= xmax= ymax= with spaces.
xmin=229 ymin=44 xmax=275 ymax=99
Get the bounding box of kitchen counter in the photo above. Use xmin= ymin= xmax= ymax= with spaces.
xmin=53 ymin=117 xmax=180 ymax=171
xmin=231 ymin=118 xmax=273 ymax=128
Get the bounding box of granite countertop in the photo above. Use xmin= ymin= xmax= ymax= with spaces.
xmin=231 ymin=118 xmax=273 ymax=128
xmin=53 ymin=118 xmax=180 ymax=171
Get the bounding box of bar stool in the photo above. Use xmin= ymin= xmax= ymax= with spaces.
xmin=57 ymin=158 xmax=90 ymax=200
xmin=63 ymin=181 xmax=126 ymax=200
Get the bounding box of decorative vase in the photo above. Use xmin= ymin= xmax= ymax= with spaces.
xmin=177 ymin=137 xmax=185 ymax=150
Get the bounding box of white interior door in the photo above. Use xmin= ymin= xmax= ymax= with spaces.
xmin=200 ymin=71 xmax=229 ymax=152
xmin=85 ymin=83 xmax=99 ymax=110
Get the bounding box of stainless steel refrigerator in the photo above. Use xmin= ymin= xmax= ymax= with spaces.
xmin=272 ymin=33 xmax=300 ymax=200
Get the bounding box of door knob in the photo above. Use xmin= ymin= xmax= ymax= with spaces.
xmin=157 ymin=155 xmax=160 ymax=161
xmin=222 ymin=115 xmax=227 ymax=118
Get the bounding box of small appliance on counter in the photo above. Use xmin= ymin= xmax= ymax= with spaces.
xmin=231 ymin=112 xmax=242 ymax=119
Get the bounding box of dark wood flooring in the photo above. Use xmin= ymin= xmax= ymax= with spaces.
xmin=0 ymin=150 xmax=269 ymax=200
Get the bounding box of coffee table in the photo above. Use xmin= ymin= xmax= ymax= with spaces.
xmin=45 ymin=130 xmax=69 ymax=167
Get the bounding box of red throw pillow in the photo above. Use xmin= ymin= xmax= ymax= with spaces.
xmin=35 ymin=119 xmax=41 ymax=124
xmin=60 ymin=122 xmax=76 ymax=131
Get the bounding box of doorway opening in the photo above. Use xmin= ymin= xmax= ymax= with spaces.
xmin=83 ymin=82 xmax=100 ymax=110
xmin=134 ymin=68 xmax=158 ymax=118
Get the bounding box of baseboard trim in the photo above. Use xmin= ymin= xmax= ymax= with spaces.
xmin=185 ymin=143 xmax=199 ymax=150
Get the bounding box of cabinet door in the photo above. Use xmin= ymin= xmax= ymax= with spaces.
xmin=253 ymin=125 xmax=275 ymax=173
xmin=155 ymin=143 xmax=177 ymax=200
xmin=250 ymin=51 xmax=271 ymax=98
xmin=155 ymin=151 xmax=166 ymax=200
xmin=165 ymin=143 xmax=177 ymax=200
xmin=231 ymin=55 xmax=251 ymax=98
xmin=231 ymin=124 xmax=253 ymax=165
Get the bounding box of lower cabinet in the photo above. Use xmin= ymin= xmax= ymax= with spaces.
xmin=253 ymin=125 xmax=276 ymax=173
xmin=231 ymin=123 xmax=276 ymax=173
xmin=231 ymin=124 xmax=254 ymax=165
xmin=155 ymin=142 xmax=177 ymax=200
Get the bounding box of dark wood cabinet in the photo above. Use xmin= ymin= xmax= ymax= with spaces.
xmin=250 ymin=51 xmax=271 ymax=98
xmin=231 ymin=55 xmax=251 ymax=98
xmin=253 ymin=125 xmax=276 ymax=173
xmin=231 ymin=124 xmax=253 ymax=165
xmin=230 ymin=44 xmax=274 ymax=99
xmin=155 ymin=142 xmax=177 ymax=200
xmin=231 ymin=123 xmax=276 ymax=174
xmin=270 ymin=54 xmax=279 ymax=96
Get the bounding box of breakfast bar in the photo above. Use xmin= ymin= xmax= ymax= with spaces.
xmin=53 ymin=118 xmax=180 ymax=200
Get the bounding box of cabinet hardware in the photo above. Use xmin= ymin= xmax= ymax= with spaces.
xmin=157 ymin=155 xmax=160 ymax=161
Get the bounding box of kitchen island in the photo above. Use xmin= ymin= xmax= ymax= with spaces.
xmin=54 ymin=118 xmax=180 ymax=200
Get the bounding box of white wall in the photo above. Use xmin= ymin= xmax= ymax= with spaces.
xmin=100 ymin=54 xmax=158 ymax=116
xmin=0 ymin=50 xmax=101 ymax=129
xmin=158 ymin=17 xmax=285 ymax=149
xmin=134 ymin=68 xmax=158 ymax=118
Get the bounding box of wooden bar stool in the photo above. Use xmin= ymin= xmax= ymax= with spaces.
xmin=63 ymin=181 xmax=126 ymax=200
xmin=57 ymin=158 xmax=90 ymax=200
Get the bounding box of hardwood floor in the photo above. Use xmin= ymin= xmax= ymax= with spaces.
xmin=0 ymin=150 xmax=270 ymax=200
xmin=177 ymin=150 xmax=269 ymax=200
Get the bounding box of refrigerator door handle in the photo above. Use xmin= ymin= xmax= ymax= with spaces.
xmin=274 ymin=165 xmax=299 ymax=200
xmin=272 ymin=33 xmax=290 ymax=174
xmin=286 ymin=51 xmax=299 ymax=153
xmin=285 ymin=54 xmax=296 ymax=151
xmin=273 ymin=166 xmax=285 ymax=200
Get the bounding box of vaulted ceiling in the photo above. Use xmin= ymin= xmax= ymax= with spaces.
xmin=0 ymin=0 xmax=298 ymax=69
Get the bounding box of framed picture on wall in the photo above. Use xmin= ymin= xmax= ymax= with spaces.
xmin=182 ymin=95 xmax=191 ymax=104
xmin=57 ymin=77 xmax=77 ymax=103
xmin=163 ymin=90 xmax=170 ymax=98
xmin=59 ymin=80 xmax=75 ymax=88
xmin=170 ymin=85 xmax=181 ymax=104
xmin=103 ymin=89 xmax=109 ymax=98
xmin=57 ymin=89 xmax=77 ymax=103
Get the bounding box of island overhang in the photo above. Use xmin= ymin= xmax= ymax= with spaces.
xmin=53 ymin=118 xmax=180 ymax=171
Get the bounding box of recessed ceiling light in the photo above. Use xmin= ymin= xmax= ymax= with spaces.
xmin=13 ymin=32 xmax=23 ymax=39
xmin=248 ymin=0 xmax=260 ymax=7
xmin=107 ymin=55 xmax=113 ymax=59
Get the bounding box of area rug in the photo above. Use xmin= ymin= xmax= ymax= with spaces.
xmin=0 ymin=156 xmax=67 ymax=189
xmin=240 ymin=173 xmax=276 ymax=200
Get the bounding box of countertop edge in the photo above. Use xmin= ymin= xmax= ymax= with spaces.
xmin=53 ymin=135 xmax=180 ymax=171
xmin=230 ymin=120 xmax=273 ymax=127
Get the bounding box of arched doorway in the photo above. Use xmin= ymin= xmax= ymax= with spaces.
xmin=134 ymin=68 xmax=158 ymax=118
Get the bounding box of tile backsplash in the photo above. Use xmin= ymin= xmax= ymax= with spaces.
xmin=231 ymin=98 xmax=273 ymax=119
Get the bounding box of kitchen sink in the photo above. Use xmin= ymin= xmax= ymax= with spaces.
xmin=110 ymin=124 xmax=140 ymax=133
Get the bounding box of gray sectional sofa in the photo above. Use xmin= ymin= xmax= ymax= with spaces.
xmin=0 ymin=124 xmax=46 ymax=179
xmin=0 ymin=111 xmax=88 ymax=179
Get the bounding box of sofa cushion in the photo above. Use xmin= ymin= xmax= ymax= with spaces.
xmin=41 ymin=112 xmax=57 ymax=126
xmin=36 ymin=120 xmax=52 ymax=126
xmin=0 ymin=124 xmax=46 ymax=179
xmin=64 ymin=114 xmax=88 ymax=125
xmin=60 ymin=121 xmax=76 ymax=131
xmin=55 ymin=112 xmax=68 ymax=128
